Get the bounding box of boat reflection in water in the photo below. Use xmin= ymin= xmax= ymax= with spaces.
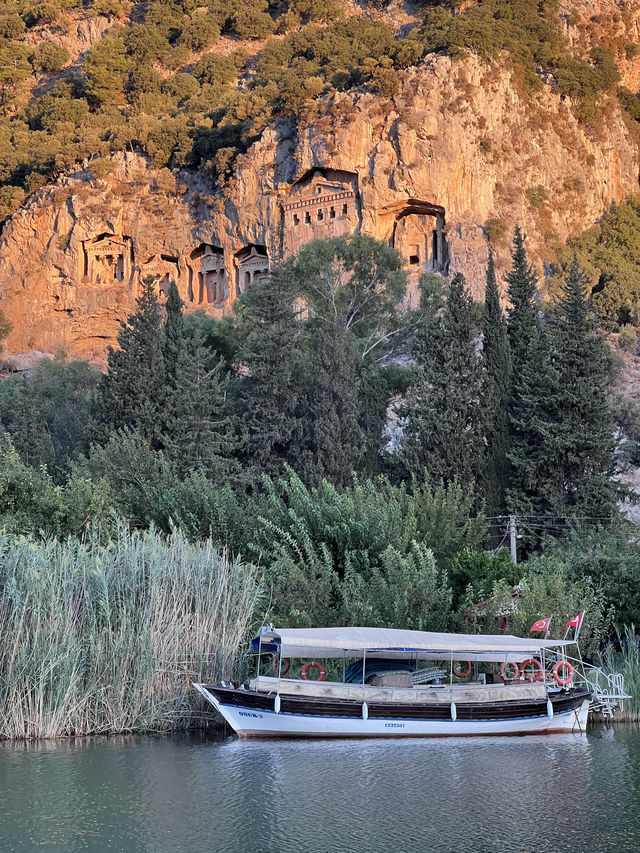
xmin=193 ymin=626 xmax=624 ymax=739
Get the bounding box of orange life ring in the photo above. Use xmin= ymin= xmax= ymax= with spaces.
xmin=272 ymin=655 xmax=290 ymax=676
xmin=552 ymin=660 xmax=574 ymax=687
xmin=499 ymin=661 xmax=520 ymax=681
xmin=301 ymin=661 xmax=325 ymax=681
xmin=520 ymin=658 xmax=544 ymax=682
xmin=453 ymin=660 xmax=471 ymax=679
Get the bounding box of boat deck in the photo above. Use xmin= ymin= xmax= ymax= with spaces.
xmin=249 ymin=676 xmax=549 ymax=705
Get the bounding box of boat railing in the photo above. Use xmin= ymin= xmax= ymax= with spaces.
xmin=560 ymin=653 xmax=631 ymax=716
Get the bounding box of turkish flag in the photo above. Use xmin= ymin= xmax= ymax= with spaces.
xmin=530 ymin=617 xmax=551 ymax=633
xmin=566 ymin=613 xmax=584 ymax=629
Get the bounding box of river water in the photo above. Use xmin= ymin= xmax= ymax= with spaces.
xmin=0 ymin=728 xmax=639 ymax=853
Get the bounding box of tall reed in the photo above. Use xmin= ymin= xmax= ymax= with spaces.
xmin=0 ymin=525 xmax=261 ymax=739
xmin=597 ymin=627 xmax=640 ymax=722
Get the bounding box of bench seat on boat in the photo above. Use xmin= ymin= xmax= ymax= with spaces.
xmin=248 ymin=676 xmax=547 ymax=704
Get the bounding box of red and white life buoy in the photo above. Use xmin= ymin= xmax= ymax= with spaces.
xmin=499 ymin=661 xmax=520 ymax=681
xmin=552 ymin=660 xmax=574 ymax=687
xmin=452 ymin=660 xmax=471 ymax=679
xmin=272 ymin=655 xmax=290 ymax=676
xmin=520 ymin=658 xmax=544 ymax=682
xmin=301 ymin=661 xmax=325 ymax=681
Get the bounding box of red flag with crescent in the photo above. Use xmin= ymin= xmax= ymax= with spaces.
xmin=566 ymin=613 xmax=584 ymax=629
xmin=530 ymin=617 xmax=551 ymax=633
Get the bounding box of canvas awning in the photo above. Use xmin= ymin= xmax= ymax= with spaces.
xmin=252 ymin=626 xmax=572 ymax=662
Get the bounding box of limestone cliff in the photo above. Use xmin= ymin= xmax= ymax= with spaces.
xmin=0 ymin=50 xmax=639 ymax=361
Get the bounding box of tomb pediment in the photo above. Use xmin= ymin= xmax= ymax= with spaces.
xmin=190 ymin=243 xmax=223 ymax=262
xmin=140 ymin=253 xmax=178 ymax=275
xmin=84 ymin=234 xmax=131 ymax=257
xmin=234 ymin=245 xmax=269 ymax=295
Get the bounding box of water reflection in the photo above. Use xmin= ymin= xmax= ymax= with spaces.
xmin=0 ymin=730 xmax=638 ymax=853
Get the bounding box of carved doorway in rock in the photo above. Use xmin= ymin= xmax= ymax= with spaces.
xmin=233 ymin=245 xmax=269 ymax=298
xmin=377 ymin=200 xmax=448 ymax=274
xmin=189 ymin=244 xmax=226 ymax=306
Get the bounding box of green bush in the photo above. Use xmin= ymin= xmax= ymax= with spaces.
xmin=250 ymin=470 xmax=483 ymax=628
xmin=619 ymin=86 xmax=640 ymax=122
xmin=461 ymin=562 xmax=610 ymax=656
xmin=232 ymin=0 xmax=275 ymax=39
xmin=525 ymin=185 xmax=548 ymax=209
xmin=553 ymin=199 xmax=640 ymax=328
xmin=0 ymin=12 xmax=25 ymax=38
xmin=32 ymin=41 xmax=69 ymax=73
xmin=618 ymin=323 xmax=637 ymax=353
xmin=0 ymin=309 xmax=11 ymax=343
xmin=0 ymin=432 xmax=111 ymax=537
xmin=178 ymin=11 xmax=221 ymax=51
xmin=485 ymin=217 xmax=509 ymax=245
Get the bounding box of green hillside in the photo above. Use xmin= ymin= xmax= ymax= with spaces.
xmin=0 ymin=0 xmax=635 ymax=224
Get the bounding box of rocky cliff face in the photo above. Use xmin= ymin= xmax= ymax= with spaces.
xmin=0 ymin=50 xmax=639 ymax=362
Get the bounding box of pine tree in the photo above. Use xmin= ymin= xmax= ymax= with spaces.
xmin=401 ymin=273 xmax=485 ymax=488
xmin=548 ymin=255 xmax=618 ymax=517
xmin=482 ymin=249 xmax=511 ymax=513
xmin=166 ymin=331 xmax=240 ymax=481
xmin=94 ymin=277 xmax=166 ymax=446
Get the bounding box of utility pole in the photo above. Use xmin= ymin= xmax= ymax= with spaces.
xmin=508 ymin=515 xmax=517 ymax=564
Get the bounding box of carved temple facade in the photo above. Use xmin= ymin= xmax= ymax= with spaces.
xmin=74 ymin=168 xmax=449 ymax=314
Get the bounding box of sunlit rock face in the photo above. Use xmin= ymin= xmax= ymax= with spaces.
xmin=0 ymin=51 xmax=638 ymax=362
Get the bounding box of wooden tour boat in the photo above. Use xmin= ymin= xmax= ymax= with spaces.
xmin=194 ymin=626 xmax=628 ymax=738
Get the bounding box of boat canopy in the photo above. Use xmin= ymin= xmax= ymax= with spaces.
xmin=252 ymin=626 xmax=572 ymax=663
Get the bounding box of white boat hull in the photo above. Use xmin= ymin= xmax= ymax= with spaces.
xmin=195 ymin=685 xmax=590 ymax=738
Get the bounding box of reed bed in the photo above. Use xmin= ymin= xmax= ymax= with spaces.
xmin=0 ymin=526 xmax=261 ymax=740
xmin=596 ymin=627 xmax=640 ymax=722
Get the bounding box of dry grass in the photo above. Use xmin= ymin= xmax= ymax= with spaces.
xmin=0 ymin=526 xmax=261 ymax=740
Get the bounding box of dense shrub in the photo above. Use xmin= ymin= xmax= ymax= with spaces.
xmin=618 ymin=323 xmax=637 ymax=353
xmin=32 ymin=41 xmax=69 ymax=73
xmin=550 ymin=199 xmax=640 ymax=328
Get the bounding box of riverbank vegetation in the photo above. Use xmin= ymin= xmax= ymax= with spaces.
xmin=2 ymin=229 xmax=640 ymax=734
xmin=0 ymin=528 xmax=259 ymax=739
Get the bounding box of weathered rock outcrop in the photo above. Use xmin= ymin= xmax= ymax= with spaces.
xmin=0 ymin=52 xmax=638 ymax=361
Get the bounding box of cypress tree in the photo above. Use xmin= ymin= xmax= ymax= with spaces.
xmin=289 ymin=235 xmax=408 ymax=484
xmin=297 ymin=322 xmax=365 ymax=486
xmin=505 ymin=229 xmax=562 ymax=518
xmin=166 ymin=331 xmax=240 ymax=481
xmin=506 ymin=226 xmax=540 ymax=370
xmin=3 ymin=376 xmax=54 ymax=470
xmin=401 ymin=272 xmax=485 ymax=488
xmin=236 ymin=265 xmax=302 ymax=483
xmin=95 ymin=277 xmax=166 ymax=446
xmin=506 ymin=323 xmax=562 ymax=517
xmin=548 ymin=255 xmax=618 ymax=517
xmin=482 ymin=249 xmax=511 ymax=513
xmin=163 ymin=281 xmax=184 ymax=388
